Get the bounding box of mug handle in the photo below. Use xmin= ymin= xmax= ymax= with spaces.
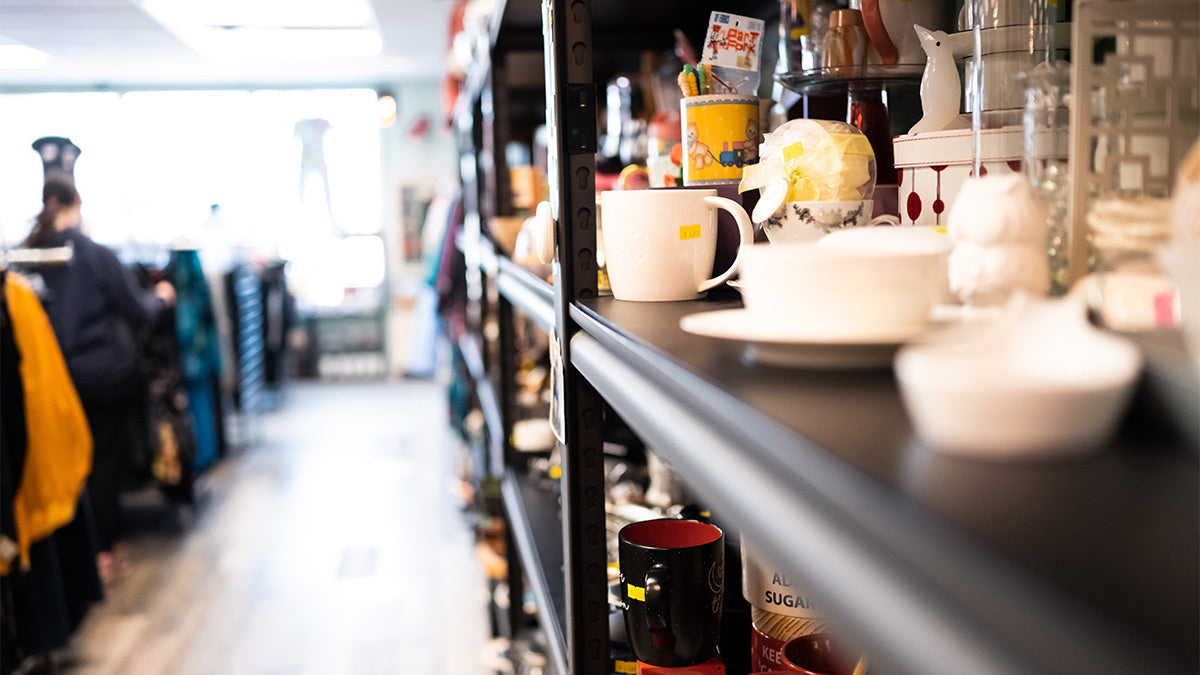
xmin=698 ymin=195 xmax=755 ymax=292
xmin=644 ymin=563 xmax=676 ymax=652
xmin=860 ymin=0 xmax=899 ymax=66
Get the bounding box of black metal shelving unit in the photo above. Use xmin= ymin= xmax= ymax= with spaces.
xmin=455 ymin=2 xmax=1200 ymax=675
xmin=456 ymin=2 xmax=570 ymax=673
xmin=568 ymin=293 xmax=1197 ymax=674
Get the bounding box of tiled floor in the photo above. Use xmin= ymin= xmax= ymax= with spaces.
xmin=63 ymin=380 xmax=494 ymax=675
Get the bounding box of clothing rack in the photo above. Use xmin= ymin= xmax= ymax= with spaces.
xmin=0 ymin=244 xmax=74 ymax=268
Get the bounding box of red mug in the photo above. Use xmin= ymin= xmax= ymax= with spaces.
xmin=779 ymin=633 xmax=856 ymax=675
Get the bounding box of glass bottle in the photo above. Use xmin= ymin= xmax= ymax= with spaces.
xmin=823 ymin=9 xmax=867 ymax=76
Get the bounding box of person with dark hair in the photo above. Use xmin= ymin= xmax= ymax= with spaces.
xmin=25 ymin=178 xmax=175 ymax=583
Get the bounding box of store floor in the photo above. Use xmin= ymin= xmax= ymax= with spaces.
xmin=64 ymin=380 xmax=493 ymax=675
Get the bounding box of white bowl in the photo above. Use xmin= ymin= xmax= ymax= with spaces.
xmin=739 ymin=242 xmax=941 ymax=339
xmin=818 ymin=225 xmax=955 ymax=303
xmin=894 ymin=296 xmax=1143 ymax=459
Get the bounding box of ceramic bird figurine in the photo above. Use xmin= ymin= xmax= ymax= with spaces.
xmin=947 ymin=174 xmax=1050 ymax=306
xmin=908 ymin=25 xmax=969 ymax=135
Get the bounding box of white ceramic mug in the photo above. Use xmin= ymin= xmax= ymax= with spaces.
xmin=600 ymin=189 xmax=754 ymax=302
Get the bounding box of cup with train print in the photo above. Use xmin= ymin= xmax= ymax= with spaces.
xmin=599 ymin=188 xmax=754 ymax=301
xmin=681 ymin=94 xmax=761 ymax=186
xmin=618 ymin=518 xmax=725 ymax=667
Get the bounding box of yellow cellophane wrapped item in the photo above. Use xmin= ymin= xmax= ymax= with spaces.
xmin=740 ymin=119 xmax=877 ymax=202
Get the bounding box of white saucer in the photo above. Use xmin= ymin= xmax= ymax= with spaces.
xmin=680 ymin=309 xmax=927 ymax=369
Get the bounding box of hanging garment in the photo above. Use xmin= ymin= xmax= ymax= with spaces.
xmin=2 ymin=272 xmax=31 ymax=568
xmin=2 ymin=273 xmax=92 ymax=573
xmin=2 ymin=500 xmax=105 ymax=658
xmin=2 ymin=307 xmax=103 ymax=657
xmin=167 ymin=250 xmax=222 ymax=471
xmin=260 ymin=260 xmax=291 ymax=390
xmin=142 ymin=310 xmax=198 ymax=503
xmin=129 ymin=264 xmax=197 ymax=503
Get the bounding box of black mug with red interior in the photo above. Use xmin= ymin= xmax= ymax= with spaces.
xmin=618 ymin=518 xmax=725 ymax=667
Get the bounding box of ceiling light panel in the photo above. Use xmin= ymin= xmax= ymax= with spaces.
xmin=138 ymin=0 xmax=376 ymax=29
xmin=137 ymin=0 xmax=381 ymax=66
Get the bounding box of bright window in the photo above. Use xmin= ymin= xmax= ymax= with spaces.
xmin=0 ymin=88 xmax=384 ymax=309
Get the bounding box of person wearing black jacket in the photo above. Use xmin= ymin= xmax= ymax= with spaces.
xmin=24 ymin=178 xmax=175 ymax=582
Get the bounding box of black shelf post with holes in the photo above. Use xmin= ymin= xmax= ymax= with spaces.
xmin=543 ymin=1 xmax=608 ymax=674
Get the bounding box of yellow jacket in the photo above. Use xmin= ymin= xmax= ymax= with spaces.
xmin=2 ymin=272 xmax=92 ymax=574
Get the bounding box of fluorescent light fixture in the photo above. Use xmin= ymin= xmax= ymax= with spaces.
xmin=0 ymin=43 xmax=50 ymax=69
xmin=196 ymin=27 xmax=383 ymax=65
xmin=139 ymin=0 xmax=375 ymax=29
xmin=138 ymin=0 xmax=381 ymax=65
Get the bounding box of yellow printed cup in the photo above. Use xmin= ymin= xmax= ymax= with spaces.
xmin=681 ymin=94 xmax=761 ymax=186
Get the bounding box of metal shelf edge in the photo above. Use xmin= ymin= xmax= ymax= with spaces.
xmin=457 ymin=334 xmax=505 ymax=468
xmin=497 ymin=258 xmax=555 ymax=333
xmin=501 ymin=468 xmax=570 ymax=675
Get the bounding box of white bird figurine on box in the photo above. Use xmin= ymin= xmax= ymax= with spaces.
xmin=908 ymin=25 xmax=969 ymax=135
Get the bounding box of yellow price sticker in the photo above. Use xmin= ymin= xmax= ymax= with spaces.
xmin=679 ymin=224 xmax=702 ymax=241
xmin=783 ymin=141 xmax=805 ymax=161
xmin=627 ymin=583 xmax=645 ymax=601
xmin=615 ymin=661 xmax=638 ymax=674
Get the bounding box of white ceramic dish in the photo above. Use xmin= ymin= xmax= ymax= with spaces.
xmin=681 ymin=308 xmax=924 ymax=369
xmin=894 ymin=295 xmax=1143 ymax=459
xmin=739 ymin=242 xmax=942 ymax=337
xmin=817 ymin=224 xmax=953 ymax=255
xmin=818 ymin=225 xmax=955 ymax=303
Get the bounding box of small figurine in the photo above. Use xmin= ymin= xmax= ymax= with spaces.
xmin=908 ymin=25 xmax=969 ymax=135
xmin=947 ymin=174 xmax=1050 ymax=306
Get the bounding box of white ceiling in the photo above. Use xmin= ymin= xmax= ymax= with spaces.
xmin=0 ymin=0 xmax=458 ymax=89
